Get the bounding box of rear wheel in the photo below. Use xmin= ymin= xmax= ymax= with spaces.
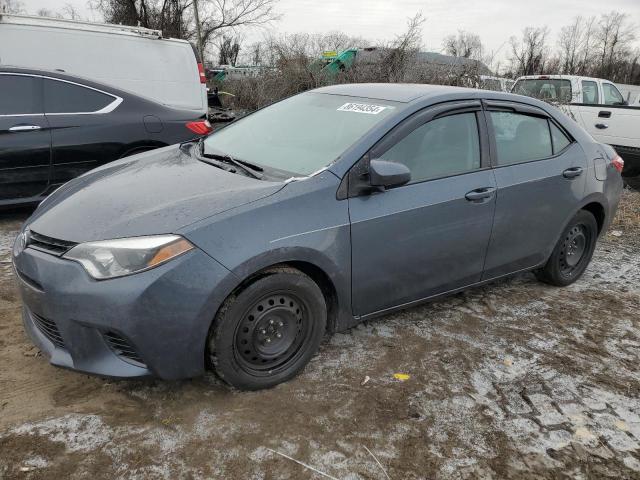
xmin=535 ymin=210 xmax=598 ymax=286
xmin=208 ymin=269 xmax=326 ymax=390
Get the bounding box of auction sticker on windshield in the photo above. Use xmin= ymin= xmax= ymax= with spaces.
xmin=337 ymin=103 xmax=389 ymax=114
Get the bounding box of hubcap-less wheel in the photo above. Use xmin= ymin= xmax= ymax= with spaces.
xmin=235 ymin=293 xmax=308 ymax=375
xmin=559 ymin=225 xmax=589 ymax=276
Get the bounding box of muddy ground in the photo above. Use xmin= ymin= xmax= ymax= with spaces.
xmin=1 ymin=192 xmax=639 ymax=480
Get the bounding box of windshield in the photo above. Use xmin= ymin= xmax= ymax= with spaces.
xmin=481 ymin=79 xmax=502 ymax=91
xmin=203 ymin=93 xmax=399 ymax=176
xmin=513 ymin=79 xmax=572 ymax=103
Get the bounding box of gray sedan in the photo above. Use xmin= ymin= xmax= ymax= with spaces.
xmin=12 ymin=84 xmax=624 ymax=390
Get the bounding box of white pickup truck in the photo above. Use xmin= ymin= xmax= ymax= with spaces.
xmin=512 ymin=75 xmax=640 ymax=181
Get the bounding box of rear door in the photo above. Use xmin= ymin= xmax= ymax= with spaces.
xmin=0 ymin=74 xmax=51 ymax=201
xmin=482 ymin=101 xmax=587 ymax=279
xmin=349 ymin=101 xmax=497 ymax=316
xmin=43 ymin=77 xmax=125 ymax=185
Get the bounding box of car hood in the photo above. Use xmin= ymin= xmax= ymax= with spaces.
xmin=27 ymin=144 xmax=286 ymax=243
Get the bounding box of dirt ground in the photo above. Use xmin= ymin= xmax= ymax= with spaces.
xmin=1 ymin=191 xmax=639 ymax=480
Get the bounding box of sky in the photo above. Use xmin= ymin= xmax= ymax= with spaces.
xmin=17 ymin=0 xmax=640 ymax=67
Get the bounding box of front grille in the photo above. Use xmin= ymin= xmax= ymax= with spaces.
xmin=32 ymin=313 xmax=66 ymax=349
xmin=27 ymin=231 xmax=77 ymax=257
xmin=103 ymin=331 xmax=146 ymax=367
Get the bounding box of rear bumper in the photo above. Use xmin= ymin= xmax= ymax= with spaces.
xmin=14 ymin=244 xmax=237 ymax=380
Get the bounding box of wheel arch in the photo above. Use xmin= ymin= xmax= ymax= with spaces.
xmin=221 ymin=259 xmax=341 ymax=334
xmin=581 ymin=201 xmax=606 ymax=234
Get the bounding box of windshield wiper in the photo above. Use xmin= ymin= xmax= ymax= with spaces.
xmin=199 ymin=140 xmax=263 ymax=179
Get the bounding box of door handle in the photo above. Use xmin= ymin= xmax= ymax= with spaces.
xmin=598 ymin=111 xmax=612 ymax=118
xmin=595 ymin=123 xmax=608 ymax=130
xmin=465 ymin=187 xmax=496 ymax=202
xmin=563 ymin=167 xmax=583 ymax=179
xmin=9 ymin=125 xmax=41 ymax=132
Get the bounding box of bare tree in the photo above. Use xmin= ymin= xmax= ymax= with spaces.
xmin=443 ymin=30 xmax=483 ymax=60
xmin=1 ymin=0 xmax=24 ymax=13
xmin=197 ymin=0 xmax=280 ymax=55
xmin=217 ymin=35 xmax=241 ymax=65
xmin=91 ymin=0 xmax=279 ymax=62
xmin=382 ymin=12 xmax=425 ymax=82
xmin=558 ymin=17 xmax=585 ymax=74
xmin=61 ymin=3 xmax=82 ymax=20
xmin=594 ymin=11 xmax=636 ymax=81
xmin=509 ymin=27 xmax=549 ymax=76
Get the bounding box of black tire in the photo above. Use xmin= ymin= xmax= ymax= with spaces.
xmin=623 ymin=176 xmax=640 ymax=191
xmin=208 ymin=268 xmax=326 ymax=390
xmin=535 ymin=210 xmax=598 ymax=287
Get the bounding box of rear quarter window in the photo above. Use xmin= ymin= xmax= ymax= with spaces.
xmin=550 ymin=122 xmax=572 ymax=154
xmin=44 ymin=79 xmax=115 ymax=114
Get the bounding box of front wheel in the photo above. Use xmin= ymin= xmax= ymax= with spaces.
xmin=208 ymin=269 xmax=326 ymax=390
xmin=535 ymin=210 xmax=598 ymax=287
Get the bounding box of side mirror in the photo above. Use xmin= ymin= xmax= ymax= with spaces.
xmin=369 ymin=159 xmax=411 ymax=189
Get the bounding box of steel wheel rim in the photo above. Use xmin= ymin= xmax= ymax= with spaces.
xmin=234 ymin=292 xmax=310 ymax=375
xmin=559 ymin=224 xmax=589 ymax=276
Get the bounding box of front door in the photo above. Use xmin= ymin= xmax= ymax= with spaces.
xmin=349 ymin=102 xmax=497 ymax=316
xmin=0 ymin=74 xmax=51 ymax=201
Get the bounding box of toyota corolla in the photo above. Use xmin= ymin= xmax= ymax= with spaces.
xmin=12 ymin=84 xmax=623 ymax=390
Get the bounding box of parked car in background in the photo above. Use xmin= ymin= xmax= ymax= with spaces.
xmin=479 ymin=75 xmax=515 ymax=92
xmin=0 ymin=14 xmax=207 ymax=115
xmin=13 ymin=84 xmax=622 ymax=390
xmin=512 ymin=75 xmax=640 ymax=180
xmin=0 ymin=67 xmax=211 ymax=206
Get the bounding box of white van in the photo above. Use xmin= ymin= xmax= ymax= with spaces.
xmin=0 ymin=14 xmax=207 ymax=114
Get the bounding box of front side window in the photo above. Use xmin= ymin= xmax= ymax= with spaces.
xmin=490 ymin=112 xmax=553 ymax=165
xmin=582 ymin=81 xmax=599 ymax=105
xmin=0 ymin=75 xmax=42 ymax=115
xmin=379 ymin=113 xmax=481 ymax=183
xmin=602 ymin=83 xmax=625 ymax=106
xmin=204 ymin=93 xmax=398 ymax=176
xmin=44 ymin=79 xmax=115 ymax=114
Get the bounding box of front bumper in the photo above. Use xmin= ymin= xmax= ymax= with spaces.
xmin=14 ymin=244 xmax=237 ymax=380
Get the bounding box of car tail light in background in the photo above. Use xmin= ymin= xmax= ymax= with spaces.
xmin=611 ymin=155 xmax=624 ymax=173
xmin=186 ymin=119 xmax=212 ymax=135
xmin=198 ymin=63 xmax=207 ymax=84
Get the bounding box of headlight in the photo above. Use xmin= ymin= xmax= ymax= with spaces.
xmin=63 ymin=235 xmax=194 ymax=280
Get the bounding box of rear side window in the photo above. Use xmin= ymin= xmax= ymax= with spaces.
xmin=582 ymin=81 xmax=599 ymax=104
xmin=602 ymin=83 xmax=625 ymax=106
xmin=513 ymin=79 xmax=572 ymax=103
xmin=489 ymin=112 xmax=552 ymax=165
xmin=44 ymin=79 xmax=115 ymax=114
xmin=550 ymin=122 xmax=571 ymax=154
xmin=0 ymin=75 xmax=42 ymax=115
xmin=380 ymin=113 xmax=481 ymax=183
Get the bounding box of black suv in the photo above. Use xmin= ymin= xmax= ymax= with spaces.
xmin=0 ymin=67 xmax=212 ymax=206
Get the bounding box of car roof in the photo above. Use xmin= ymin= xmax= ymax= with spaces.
xmin=0 ymin=65 xmax=125 ymax=91
xmin=0 ymin=65 xmax=168 ymax=107
xmin=313 ymin=83 xmax=483 ymax=103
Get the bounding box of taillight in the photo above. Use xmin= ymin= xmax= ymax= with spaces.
xmin=611 ymin=154 xmax=624 ymax=173
xmin=198 ymin=63 xmax=207 ymax=84
xmin=186 ymin=120 xmax=212 ymax=135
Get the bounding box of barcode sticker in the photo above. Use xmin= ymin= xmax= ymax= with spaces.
xmin=337 ymin=103 xmax=388 ymax=114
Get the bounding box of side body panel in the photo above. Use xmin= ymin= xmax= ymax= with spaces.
xmin=180 ymin=172 xmax=355 ymax=331
xmin=349 ymin=170 xmax=497 ymax=316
